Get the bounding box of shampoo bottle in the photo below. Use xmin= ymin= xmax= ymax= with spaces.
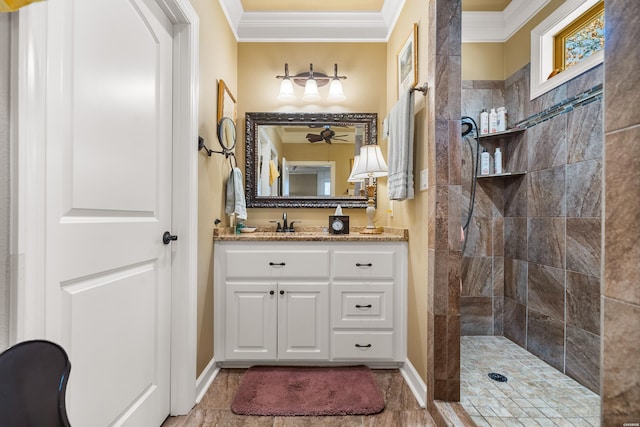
xmin=481 ymin=148 xmax=490 ymax=175
xmin=480 ymin=109 xmax=489 ymax=135
xmin=497 ymin=107 xmax=507 ymax=132
xmin=489 ymin=108 xmax=498 ymax=133
xmin=494 ymin=147 xmax=503 ymax=174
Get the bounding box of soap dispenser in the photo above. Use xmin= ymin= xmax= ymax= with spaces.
xmin=497 ymin=107 xmax=507 ymax=132
xmin=494 ymin=147 xmax=503 ymax=174
xmin=489 ymin=108 xmax=498 ymax=133
xmin=480 ymin=109 xmax=489 ymax=135
xmin=481 ymin=148 xmax=491 ymax=175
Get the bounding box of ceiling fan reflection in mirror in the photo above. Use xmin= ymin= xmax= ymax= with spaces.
xmin=305 ymin=125 xmax=349 ymax=144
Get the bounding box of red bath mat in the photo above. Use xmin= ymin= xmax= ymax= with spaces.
xmin=230 ymin=365 xmax=385 ymax=416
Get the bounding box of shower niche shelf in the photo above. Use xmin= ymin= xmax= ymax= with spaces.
xmin=477 ymin=126 xmax=527 ymax=177
xmin=478 ymin=127 xmax=525 ymax=140
xmin=477 ymin=171 xmax=527 ymax=179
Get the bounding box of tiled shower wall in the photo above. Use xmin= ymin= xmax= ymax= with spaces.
xmin=602 ymin=0 xmax=640 ymax=423
xmin=461 ymin=80 xmax=506 ymax=337
xmin=460 ymin=63 xmax=603 ymax=394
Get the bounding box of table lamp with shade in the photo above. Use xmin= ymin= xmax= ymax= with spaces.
xmin=347 ymin=155 xmax=365 ymax=196
xmin=350 ymin=144 xmax=388 ymax=234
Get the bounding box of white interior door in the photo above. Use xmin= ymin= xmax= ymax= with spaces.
xmin=44 ymin=0 xmax=174 ymax=425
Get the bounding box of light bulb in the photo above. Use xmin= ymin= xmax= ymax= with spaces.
xmin=303 ymin=79 xmax=321 ymax=102
xmin=277 ymin=78 xmax=296 ymax=102
xmin=327 ymin=78 xmax=345 ymax=102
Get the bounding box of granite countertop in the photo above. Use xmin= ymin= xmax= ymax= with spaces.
xmin=212 ymin=226 xmax=408 ymax=242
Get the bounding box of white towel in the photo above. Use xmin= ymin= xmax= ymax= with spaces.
xmin=387 ymin=89 xmax=415 ymax=200
xmin=225 ymin=167 xmax=247 ymax=220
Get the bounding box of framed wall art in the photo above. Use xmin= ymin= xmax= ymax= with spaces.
xmin=397 ymin=23 xmax=418 ymax=98
xmin=217 ymin=79 xmax=237 ymax=123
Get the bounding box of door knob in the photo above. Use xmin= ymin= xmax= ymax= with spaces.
xmin=163 ymin=231 xmax=178 ymax=245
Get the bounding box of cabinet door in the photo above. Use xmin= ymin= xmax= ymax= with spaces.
xmin=277 ymin=283 xmax=329 ymax=360
xmin=225 ymin=283 xmax=277 ymax=360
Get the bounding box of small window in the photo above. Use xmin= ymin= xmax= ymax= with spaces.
xmin=530 ymin=0 xmax=604 ymax=100
xmin=553 ymin=1 xmax=604 ymax=76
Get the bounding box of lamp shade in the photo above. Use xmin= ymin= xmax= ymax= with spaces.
xmin=352 ymin=144 xmax=388 ymax=179
xmin=348 ymin=155 xmax=363 ymax=182
xmin=327 ymin=78 xmax=346 ymax=102
xmin=302 ymin=78 xmax=321 ymax=101
xmin=277 ymin=78 xmax=296 ymax=102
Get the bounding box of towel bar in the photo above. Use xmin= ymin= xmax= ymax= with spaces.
xmin=410 ymin=83 xmax=428 ymax=96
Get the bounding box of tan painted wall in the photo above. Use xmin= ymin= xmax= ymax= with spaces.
xmin=282 ymin=144 xmax=354 ymax=196
xmin=194 ymin=1 xmax=431 ymax=383
xmin=190 ymin=0 xmax=237 ymax=376
xmin=386 ymin=0 xmax=429 ymax=383
xmin=462 ymin=43 xmax=505 ymax=80
xmin=237 ymin=42 xmax=386 ymax=226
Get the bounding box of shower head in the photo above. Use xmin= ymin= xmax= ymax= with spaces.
xmin=461 ymin=116 xmax=476 ymax=137
xmin=461 ymin=121 xmax=473 ymax=137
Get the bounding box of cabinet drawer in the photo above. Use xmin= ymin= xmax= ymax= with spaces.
xmin=225 ymin=250 xmax=330 ymax=278
xmin=332 ymin=284 xmax=393 ymax=328
xmin=331 ymin=331 xmax=395 ymax=360
xmin=333 ymin=251 xmax=395 ymax=279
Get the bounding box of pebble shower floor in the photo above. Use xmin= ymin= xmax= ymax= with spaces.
xmin=461 ymin=336 xmax=600 ymax=426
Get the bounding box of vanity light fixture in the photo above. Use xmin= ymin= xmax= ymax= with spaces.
xmin=351 ymin=144 xmax=388 ymax=234
xmin=276 ymin=63 xmax=347 ymax=102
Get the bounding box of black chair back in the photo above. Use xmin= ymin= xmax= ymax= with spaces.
xmin=0 ymin=339 xmax=71 ymax=427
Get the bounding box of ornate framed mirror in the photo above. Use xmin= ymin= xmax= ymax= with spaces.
xmin=245 ymin=112 xmax=377 ymax=208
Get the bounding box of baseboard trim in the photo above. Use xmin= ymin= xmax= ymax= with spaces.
xmin=195 ymin=358 xmax=220 ymax=403
xmin=400 ymin=359 xmax=427 ymax=408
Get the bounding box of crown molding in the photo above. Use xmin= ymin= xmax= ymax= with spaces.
xmin=219 ymin=0 xmax=550 ymax=43
xmin=218 ymin=0 xmax=242 ymax=40
xmin=218 ymin=0 xmax=405 ymax=42
xmin=462 ymin=0 xmax=551 ymax=43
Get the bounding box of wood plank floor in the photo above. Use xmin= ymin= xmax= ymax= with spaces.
xmin=162 ymin=369 xmax=435 ymax=426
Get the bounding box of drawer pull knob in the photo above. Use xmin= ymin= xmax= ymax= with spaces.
xmin=280 ymin=290 xmax=285 ymax=295
xmin=355 ymin=344 xmax=372 ymax=348
xmin=355 ymin=304 xmax=372 ymax=308
xmin=355 ymin=263 xmax=373 ymax=267
xmin=269 ymin=290 xmax=275 ymax=295
xmin=269 ymin=262 xmax=286 ymax=266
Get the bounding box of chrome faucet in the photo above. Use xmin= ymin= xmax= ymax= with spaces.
xmin=282 ymin=212 xmax=288 ymax=231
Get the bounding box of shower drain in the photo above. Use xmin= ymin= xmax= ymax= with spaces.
xmin=488 ymin=372 xmax=508 ymax=382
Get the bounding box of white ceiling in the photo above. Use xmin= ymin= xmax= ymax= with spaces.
xmin=217 ymin=0 xmax=551 ymax=42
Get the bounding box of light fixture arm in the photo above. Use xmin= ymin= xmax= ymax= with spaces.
xmin=276 ymin=63 xmax=346 ymax=86
xmin=276 ymin=63 xmax=291 ymax=80
xmin=276 ymin=63 xmax=347 ymax=102
xmin=332 ymin=64 xmax=347 ymax=81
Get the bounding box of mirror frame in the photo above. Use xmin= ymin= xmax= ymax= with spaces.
xmin=245 ymin=112 xmax=377 ymax=208
xmin=217 ymin=117 xmax=236 ymax=152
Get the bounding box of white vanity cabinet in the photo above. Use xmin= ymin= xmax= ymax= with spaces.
xmin=214 ymin=240 xmax=407 ymax=366
xmin=218 ymin=245 xmax=330 ymax=361
xmin=225 ymin=281 xmax=329 ymax=360
xmin=330 ymin=245 xmax=404 ymax=361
